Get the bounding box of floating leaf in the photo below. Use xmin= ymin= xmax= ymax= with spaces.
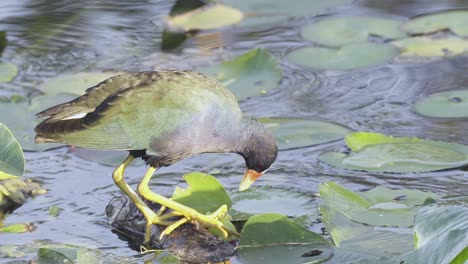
xmin=0 ymin=223 xmax=34 ymax=233
xmin=320 ymin=132 xmax=468 ymax=173
xmin=414 ymin=90 xmax=468 ymax=118
xmin=287 ymin=43 xmax=398 ymax=71
xmin=0 ymin=94 xmax=74 ymax=151
xmin=302 ymin=16 xmax=406 ymax=47
xmin=387 ymin=196 xmax=468 ymax=264
xmin=391 ymin=36 xmax=468 ymax=59
xmin=0 ymin=62 xmax=18 ymax=83
xmin=165 ymin=4 xmax=243 ymax=32
xmin=0 ymin=122 xmax=24 ymax=176
xmin=402 ymin=10 xmax=468 ymax=37
xmin=38 ymin=72 xmax=123 ymax=96
xmin=229 ymin=186 xmax=317 ymax=221
xmin=345 ymin=132 xmax=422 ymax=152
xmin=161 ymin=30 xmax=188 ymax=50
xmin=172 ymin=172 xmax=231 ymax=214
xmin=319 ymin=205 xmax=413 ymax=255
xmin=223 ymin=0 xmax=352 ymax=26
xmin=48 ymin=205 xmax=62 ymax=217
xmin=319 ymin=182 xmax=438 ymax=227
xmin=258 ymin=117 xmax=352 ymax=150
xmin=199 ymin=48 xmax=282 ymax=101
xmin=238 ymin=213 xmax=332 ymax=263
xmin=0 ymin=241 xmax=142 ymax=263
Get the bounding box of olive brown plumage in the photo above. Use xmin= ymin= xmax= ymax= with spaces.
xmin=35 ymin=70 xmax=277 ymax=245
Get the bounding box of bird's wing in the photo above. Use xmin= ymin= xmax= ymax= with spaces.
xmin=35 ymin=71 xmax=238 ymax=151
xmin=35 ymin=72 xmax=160 ymax=122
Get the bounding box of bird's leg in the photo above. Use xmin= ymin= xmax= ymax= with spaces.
xmin=112 ymin=155 xmax=173 ymax=246
xmin=137 ymin=167 xmax=239 ymax=240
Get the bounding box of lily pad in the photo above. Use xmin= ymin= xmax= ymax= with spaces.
xmin=164 ymin=4 xmax=243 ymax=32
xmin=0 ymin=241 xmax=153 ymax=263
xmin=172 ymin=172 xmax=231 ymax=214
xmin=287 ymin=43 xmax=398 ymax=71
xmin=223 ymin=0 xmax=352 ymax=26
xmin=388 ymin=196 xmax=468 ymax=264
xmin=319 ymin=182 xmax=439 ymax=227
xmin=238 ymin=213 xmax=333 ymax=263
xmin=320 ymin=132 xmax=468 ymax=173
xmin=258 ymin=117 xmax=352 ymax=150
xmin=402 ymin=10 xmax=468 ymax=37
xmin=0 ymin=62 xmax=18 ymax=83
xmin=302 ymin=16 xmax=406 ymax=47
xmin=414 ymin=90 xmax=468 ymax=118
xmin=391 ymin=36 xmax=468 ymax=59
xmin=199 ymin=48 xmax=282 ymax=101
xmin=38 ymin=71 xmax=123 ymax=96
xmin=319 ymin=205 xmax=413 ymax=255
xmin=0 ymin=223 xmax=34 ymax=233
xmin=0 ymin=122 xmax=24 ymax=177
xmin=229 ymin=186 xmax=317 ymax=221
xmin=0 ymin=94 xmax=74 ymax=151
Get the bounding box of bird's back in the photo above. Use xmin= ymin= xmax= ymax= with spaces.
xmin=35 ymin=70 xmax=242 ymax=157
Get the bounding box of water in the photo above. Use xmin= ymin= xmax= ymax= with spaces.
xmin=1 ymin=0 xmax=468 ymax=262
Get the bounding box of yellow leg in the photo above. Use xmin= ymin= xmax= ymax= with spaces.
xmin=137 ymin=167 xmax=239 ymax=240
xmin=112 ymin=155 xmax=173 ymax=246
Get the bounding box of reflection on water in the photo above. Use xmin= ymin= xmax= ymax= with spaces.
xmin=1 ymin=0 xmax=468 ymax=262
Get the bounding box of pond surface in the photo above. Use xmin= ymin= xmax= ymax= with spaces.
xmin=1 ymin=0 xmax=468 ymax=262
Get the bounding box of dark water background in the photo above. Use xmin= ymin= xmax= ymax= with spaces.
xmin=1 ymin=0 xmax=468 ymax=262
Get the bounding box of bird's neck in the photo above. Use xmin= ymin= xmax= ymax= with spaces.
xmin=233 ymin=115 xmax=262 ymax=154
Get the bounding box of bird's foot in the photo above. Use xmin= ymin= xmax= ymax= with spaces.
xmin=158 ymin=204 xmax=239 ymax=240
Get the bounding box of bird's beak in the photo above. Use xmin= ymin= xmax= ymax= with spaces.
xmin=239 ymin=169 xmax=263 ymax=191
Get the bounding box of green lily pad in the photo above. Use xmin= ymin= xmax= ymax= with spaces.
xmin=344 ymin=132 xmax=423 ymax=152
xmin=319 ymin=182 xmax=439 ymax=227
xmin=238 ymin=213 xmax=333 ymax=263
xmin=391 ymin=36 xmax=468 ymax=59
xmin=0 ymin=122 xmax=24 ymax=177
xmin=164 ymin=4 xmax=243 ymax=32
xmin=0 ymin=62 xmax=18 ymax=83
xmin=0 ymin=94 xmax=74 ymax=151
xmin=172 ymin=172 xmax=231 ymax=214
xmin=414 ymin=90 xmax=468 ymax=118
xmin=287 ymin=43 xmax=399 ymax=71
xmin=229 ymin=186 xmax=317 ymax=221
xmin=38 ymin=72 xmax=124 ymax=96
xmin=320 ymin=132 xmax=468 ymax=173
xmin=387 ymin=196 xmax=468 ymax=264
xmin=258 ymin=117 xmax=352 ymax=150
xmin=199 ymin=48 xmax=282 ymax=101
xmin=223 ymin=0 xmax=352 ymax=26
xmin=0 ymin=241 xmax=153 ymax=263
xmin=302 ymin=16 xmax=406 ymax=47
xmin=402 ymin=10 xmax=468 ymax=37
xmin=0 ymin=223 xmax=34 ymax=233
xmin=319 ymin=205 xmax=413 ymax=255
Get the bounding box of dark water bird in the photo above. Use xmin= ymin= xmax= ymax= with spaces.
xmin=34 ymin=70 xmax=278 ymax=245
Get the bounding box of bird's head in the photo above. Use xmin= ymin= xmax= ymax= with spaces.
xmin=238 ymin=123 xmax=278 ymax=191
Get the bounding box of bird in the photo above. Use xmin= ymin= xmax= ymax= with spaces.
xmin=34 ymin=70 xmax=278 ymax=245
